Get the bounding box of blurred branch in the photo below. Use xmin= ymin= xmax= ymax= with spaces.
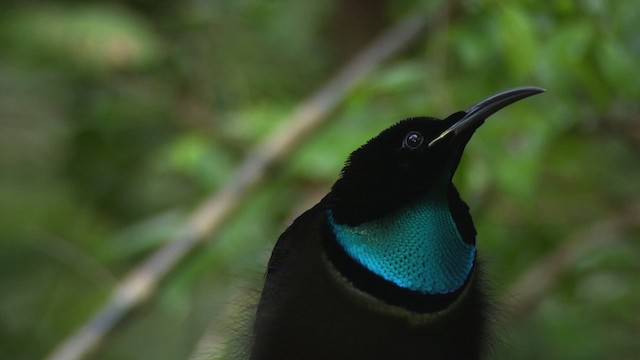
xmin=503 ymin=201 xmax=640 ymax=322
xmin=45 ymin=12 xmax=430 ymax=360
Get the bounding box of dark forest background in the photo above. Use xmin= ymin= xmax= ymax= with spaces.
xmin=1 ymin=0 xmax=639 ymax=359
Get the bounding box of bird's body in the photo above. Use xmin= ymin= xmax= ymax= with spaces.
xmin=251 ymin=201 xmax=487 ymax=360
xmin=247 ymin=88 xmax=544 ymax=360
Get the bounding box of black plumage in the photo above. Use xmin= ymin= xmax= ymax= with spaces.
xmin=249 ymin=87 xmax=544 ymax=360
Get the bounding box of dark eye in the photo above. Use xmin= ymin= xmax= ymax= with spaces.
xmin=403 ymin=131 xmax=424 ymax=150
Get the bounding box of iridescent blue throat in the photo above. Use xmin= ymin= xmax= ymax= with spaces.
xmin=327 ymin=182 xmax=475 ymax=295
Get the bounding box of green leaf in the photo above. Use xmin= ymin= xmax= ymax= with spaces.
xmin=496 ymin=4 xmax=539 ymax=79
xmin=0 ymin=4 xmax=163 ymax=72
xmin=597 ymin=38 xmax=640 ymax=99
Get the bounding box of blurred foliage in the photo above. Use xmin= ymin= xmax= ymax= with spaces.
xmin=0 ymin=0 xmax=639 ymax=359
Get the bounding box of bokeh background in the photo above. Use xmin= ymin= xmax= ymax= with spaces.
xmin=1 ymin=0 xmax=639 ymax=359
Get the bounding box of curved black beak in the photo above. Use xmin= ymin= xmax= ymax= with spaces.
xmin=428 ymin=86 xmax=546 ymax=147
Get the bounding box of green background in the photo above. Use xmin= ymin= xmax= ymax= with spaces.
xmin=1 ymin=0 xmax=639 ymax=359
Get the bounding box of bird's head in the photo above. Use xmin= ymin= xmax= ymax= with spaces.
xmin=329 ymin=87 xmax=545 ymax=226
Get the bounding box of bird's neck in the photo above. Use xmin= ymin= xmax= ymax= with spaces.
xmin=327 ymin=179 xmax=475 ymax=295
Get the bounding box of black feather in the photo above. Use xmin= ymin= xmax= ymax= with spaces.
xmin=251 ymin=204 xmax=490 ymax=360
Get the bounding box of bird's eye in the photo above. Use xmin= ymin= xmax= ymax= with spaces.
xmin=403 ymin=131 xmax=424 ymax=150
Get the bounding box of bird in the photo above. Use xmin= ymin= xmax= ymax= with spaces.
xmin=248 ymin=87 xmax=544 ymax=360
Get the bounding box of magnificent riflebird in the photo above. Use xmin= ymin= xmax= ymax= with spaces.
xmin=249 ymin=87 xmax=544 ymax=360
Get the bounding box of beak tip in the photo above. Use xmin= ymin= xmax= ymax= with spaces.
xmin=525 ymin=86 xmax=546 ymax=94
